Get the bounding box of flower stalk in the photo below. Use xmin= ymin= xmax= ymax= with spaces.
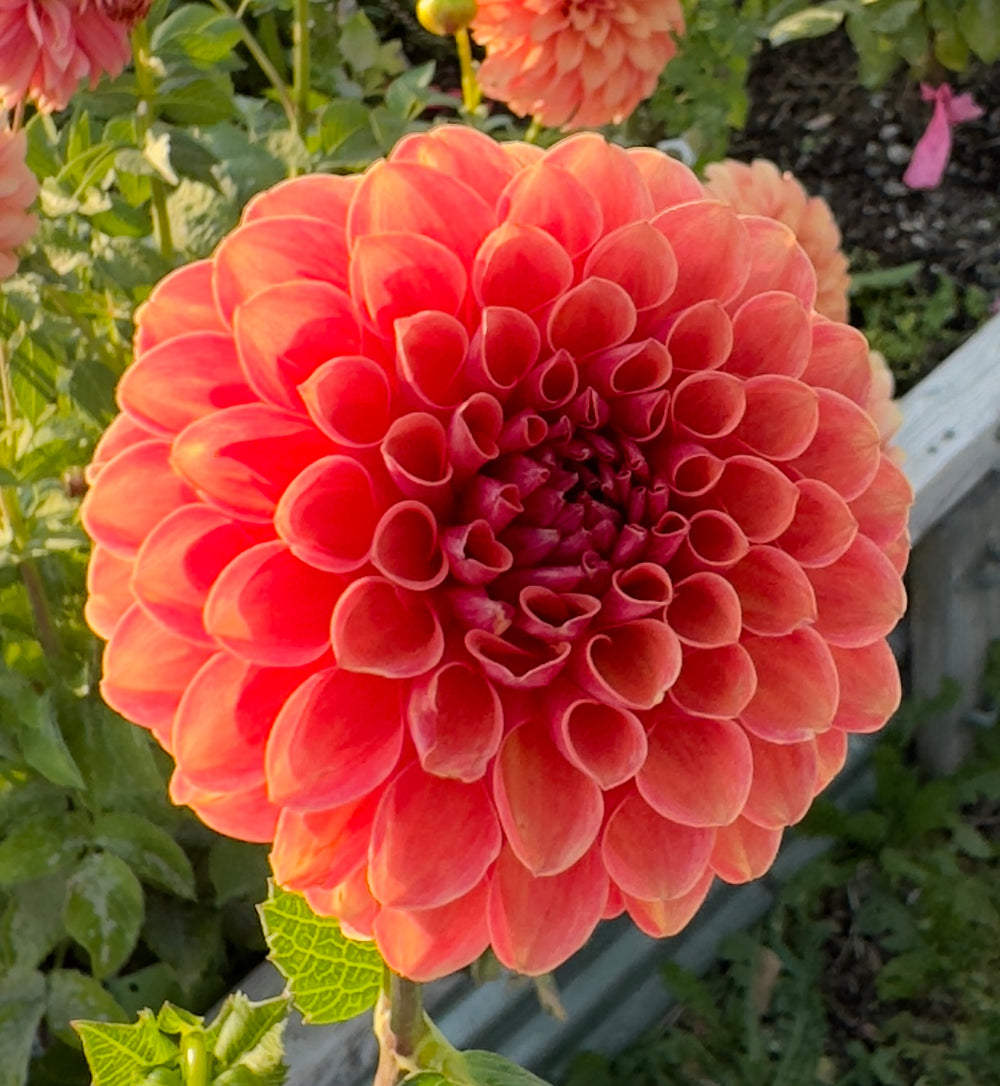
xmin=129 ymin=22 xmax=173 ymax=263
xmin=455 ymin=28 xmax=481 ymax=114
xmin=292 ymin=0 xmax=312 ymax=138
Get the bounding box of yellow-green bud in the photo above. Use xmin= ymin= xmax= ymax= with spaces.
xmin=416 ymin=0 xmax=478 ymax=37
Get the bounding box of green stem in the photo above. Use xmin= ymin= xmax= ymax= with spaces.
xmin=389 ymin=973 xmax=424 ymax=1061
xmin=207 ymin=0 xmax=298 ymax=131
xmin=455 ymin=28 xmax=481 ymax=114
xmin=292 ymin=0 xmax=311 ymax=137
xmin=129 ymin=23 xmax=174 ymax=262
xmin=180 ymin=1033 xmax=209 ymax=1086
xmin=524 ymin=117 xmax=542 ymax=144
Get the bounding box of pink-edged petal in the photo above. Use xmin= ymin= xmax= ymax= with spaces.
xmin=132 ymin=504 xmax=266 ymax=644
xmin=814 ymin=728 xmax=848 ymax=794
xmin=675 ymin=510 xmax=749 ymax=573
xmin=552 ymin=694 xmax=647 ymax=790
xmin=709 ymin=817 xmax=782 ymax=884
xmin=270 ymin=794 xmax=379 ymax=891
xmin=622 ymin=868 xmax=714 ymax=938
xmin=547 ymin=277 xmax=636 ymax=357
xmin=651 ymin=201 xmax=750 ymax=310
xmin=582 ymin=338 xmax=672 ymax=398
xmin=101 ymin=603 xmax=213 ymax=745
xmin=170 ymin=773 xmax=279 ymax=843
xmin=788 ymin=389 xmax=881 ymax=502
xmin=742 ymin=733 xmax=818 ymax=829
xmin=496 ymin=162 xmax=603 ymax=258
xmin=330 ymin=576 xmax=444 ymax=678
xmin=627 ymin=146 xmax=705 ymax=211
xmin=381 ymin=411 xmax=454 ymax=511
xmin=464 ymin=629 xmax=571 ymax=688
xmin=467 ymin=306 xmax=542 ymax=399
xmin=583 ymin=221 xmax=678 ymax=310
xmin=725 ymin=291 xmax=811 ymax=378
xmin=374 ymin=880 xmax=492 ymax=983
xmin=134 ymin=261 xmax=225 ymax=353
xmin=575 ymin=619 xmax=682 ymax=710
xmin=487 ymin=843 xmax=608 ymax=976
xmin=234 ymin=281 xmax=360 ymax=411
xmin=442 ymin=519 xmax=513 ymax=585
xmin=494 ymin=721 xmax=603 ymax=875
xmin=667 ymin=572 xmax=742 ymax=648
xmin=662 ymin=300 xmax=733 ymax=372
xmin=545 ymin=133 xmax=655 ymax=231
xmin=81 ymin=440 xmax=196 ymax=559
xmin=734 ymin=375 xmax=819 ymax=460
xmin=396 ymin=311 xmax=469 ymax=409
xmin=171 ymin=404 xmax=334 ymax=523
xmin=213 ymin=216 xmax=348 ymax=322
xmin=740 ymin=629 xmax=839 ymax=743
xmin=777 ymin=479 xmax=858 ymax=568
xmin=601 ymin=563 xmax=673 ymax=624
xmin=408 ymin=661 xmax=503 ymax=781
xmin=306 ymin=865 xmax=378 ymax=939
xmin=662 ymin=443 xmax=724 ymax=498
xmin=85 ymin=546 xmax=134 ymax=639
xmin=830 ymin=639 xmax=901 ymax=734
xmin=848 ymin=454 xmax=913 ymax=548
xmin=265 ymin=667 xmax=403 ymax=809
xmin=118 ymin=331 xmax=254 ymax=436
xmin=669 ymin=642 xmax=758 ymax=720
xmin=801 ymin=318 xmax=872 ymax=404
xmin=371 ymin=501 xmax=448 ymax=591
xmin=603 ymin=792 xmax=715 ymax=901
xmin=242 ymin=173 xmax=359 ymax=226
xmin=707 ymin=455 xmax=800 ymax=544
xmin=86 ymin=413 xmax=157 ymax=483
xmin=204 ymin=541 xmax=341 ymax=666
xmin=726 ymin=217 xmax=817 ymax=311
xmin=299 ymin=355 xmax=392 ymax=449
xmin=449 ymin=394 xmax=504 ymax=481
xmin=807 ymin=534 xmax=906 ymax=648
xmin=369 ymin=763 xmax=501 ymax=909
xmin=516 ymin=586 xmax=600 ymax=641
xmin=472 ymin=222 xmax=575 ymax=312
xmin=725 ymin=545 xmax=817 ymax=636
xmin=391 ymin=125 xmax=517 ymax=207
xmin=670 ymin=371 xmax=746 ymax=441
xmin=638 ymin=712 xmax=753 ymax=827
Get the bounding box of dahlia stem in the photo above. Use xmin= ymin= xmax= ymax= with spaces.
xmin=454 ymin=28 xmax=481 ymax=114
xmin=389 ymin=972 xmax=424 ymax=1061
xmin=524 ymin=117 xmax=542 ymax=143
xmin=292 ymin=0 xmax=312 ymax=137
xmin=129 ymin=23 xmax=174 ymax=263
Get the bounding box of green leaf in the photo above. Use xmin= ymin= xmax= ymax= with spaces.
xmin=850 ymin=261 xmax=923 ymax=292
xmin=74 ymin=1009 xmax=179 ymax=1086
xmin=141 ymin=897 xmax=225 ymax=1002
xmin=47 ymin=969 xmax=129 ymax=1046
xmin=957 ymin=0 xmax=1000 ymax=61
xmin=151 ymin=3 xmax=242 ymax=65
xmin=463 ymin=1052 xmax=554 ymax=1086
xmin=768 ymin=4 xmax=845 ymax=46
xmin=339 ymin=10 xmax=382 ymax=74
xmin=93 ymin=813 xmax=196 ymax=900
xmin=158 ymin=75 xmax=237 ymax=126
xmin=0 ymin=969 xmax=46 ymax=1086
xmin=0 ymin=875 xmax=68 ymax=969
xmin=3 ymin=681 xmax=85 ymax=789
xmin=259 ymin=883 xmax=384 ymax=1024
xmin=0 ymin=812 xmax=89 ymax=886
xmin=108 ymin=964 xmax=183 ymax=1020
xmin=155 ymin=1003 xmax=203 ymax=1035
xmin=64 ymin=852 xmax=144 ymax=979
xmin=206 ymin=992 xmax=290 ymax=1086
xmin=207 ymin=839 xmax=270 ymax=906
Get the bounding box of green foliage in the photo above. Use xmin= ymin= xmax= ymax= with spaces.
xmin=258 ymin=883 xmax=385 ymax=1024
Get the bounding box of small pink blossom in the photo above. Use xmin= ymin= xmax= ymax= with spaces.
xmin=903 ymin=82 xmax=984 ymax=190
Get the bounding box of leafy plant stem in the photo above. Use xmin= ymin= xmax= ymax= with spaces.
xmin=206 ymin=0 xmax=298 ymax=132
xmin=390 ymin=972 xmax=424 ymax=1061
xmin=293 ymin=0 xmax=312 ymax=138
xmin=455 ymin=28 xmax=481 ymax=113
xmin=181 ymin=1031 xmax=209 ymax=1086
xmin=129 ymin=22 xmax=174 ymax=263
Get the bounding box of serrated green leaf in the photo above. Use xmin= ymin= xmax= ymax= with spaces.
xmin=155 ymin=1003 xmax=203 ymax=1035
xmin=74 ymin=1009 xmax=179 ymax=1086
xmin=65 ymin=852 xmax=144 ymax=979
xmin=259 ymin=883 xmax=384 ymax=1024
xmin=93 ymin=813 xmax=196 ymax=900
xmin=210 ymin=992 xmax=291 ymax=1066
xmin=0 ymin=812 xmax=89 ymax=886
xmin=0 ymin=968 xmax=45 ymax=1086
xmin=47 ymin=969 xmax=128 ymax=1046
xmin=463 ymin=1052 xmax=554 ymax=1086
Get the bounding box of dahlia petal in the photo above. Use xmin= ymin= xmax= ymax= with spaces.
xmin=242 ymin=173 xmax=359 ymax=226
xmin=830 ymin=640 xmax=902 ymax=734
xmin=472 ymin=222 xmax=575 ymax=312
xmin=233 ymin=281 xmax=360 ymax=411
xmin=547 ymin=278 xmax=637 ymax=357
xmin=638 ymin=713 xmax=753 ymax=827
xmin=709 ymin=817 xmax=782 ymax=884
xmin=85 ymin=546 xmax=134 ymax=639
xmin=727 ymin=217 xmax=817 ymax=311
xmin=883 ymin=530 xmax=910 ymax=577
xmin=213 ymin=216 xmax=349 ymax=321
xmin=369 ymin=763 xmax=501 ymax=909
xmin=777 ymin=479 xmax=858 ymax=568
xmin=603 ymin=793 xmax=714 ymax=900
xmin=331 ymin=576 xmax=444 ymax=678
xmin=134 ymin=261 xmax=225 ymax=353
xmin=740 ymin=629 xmax=839 ymax=743
xmin=735 ymin=375 xmax=819 ymax=460
xmin=391 ymin=126 xmax=517 ymax=208
xmin=664 ymin=443 xmax=724 ymax=498
xmin=814 ymin=728 xmax=848 ymax=794
xmin=669 ymin=643 xmax=757 ymax=719
xmin=299 ymin=356 xmax=393 ymax=449
xmin=204 ymin=541 xmax=341 ymax=666
xmin=442 ymin=520 xmax=513 ymax=585
xmin=101 ymin=604 xmax=213 ymax=744
xmin=582 ymin=339 xmax=672 ymax=398
xmin=117 ymin=332 xmax=254 ymax=436
xmin=801 ymin=318 xmax=872 ymax=404
xmin=576 ymin=619 xmax=682 ymax=710
xmin=601 ymin=562 xmax=673 ymax=623
xmin=726 ymin=546 xmax=817 ymax=636
xmin=625 ymin=147 xmax=705 ymax=211
xmin=449 ymin=393 xmax=503 ymax=480
xmin=553 ymin=695 xmax=648 ymax=790
xmin=80 ymin=440 xmax=197 ymax=560
xmin=408 ymin=662 xmax=503 ymax=781
xmin=171 ymin=404 xmax=334 ymax=523
xmin=671 ymin=371 xmax=746 ymax=440
xmin=274 ymin=456 xmax=380 ymax=574
xmin=667 ymin=571 xmax=742 ymax=647
xmin=133 ymin=504 xmax=266 ymax=644
xmin=86 ymin=414 xmax=156 ymax=482
xmin=265 ymin=667 xmax=403 ymax=809
xmin=661 ymin=300 xmax=733 ymax=372
xmin=494 ymin=721 xmax=603 ymax=875
xmin=646 ymin=511 xmax=688 ymax=564
xmin=583 ymin=222 xmax=678 ymax=310
xmin=374 ymin=880 xmax=491 ymax=983
xmin=610 ymin=389 xmax=671 ymax=443
xmin=807 ymin=535 xmax=906 ymax=648
xmin=497 ymin=162 xmax=603 ymax=258
xmin=742 ymin=733 xmax=818 ymax=829
xmin=170 ymin=774 xmax=279 ymax=843
xmin=516 ymin=586 xmax=600 ymax=640
xmin=381 ymin=411 xmax=454 ymax=511
xmin=307 ymin=865 xmax=378 ymax=939
xmin=788 ymin=389 xmax=881 ymax=502
xmin=622 ymin=869 xmax=714 ymax=938
xmin=848 ymin=455 xmax=913 ymax=548
xmin=675 ymin=510 xmax=750 ymax=575
xmin=487 ymin=843 xmax=607 ymax=976
xmin=467 ymin=306 xmax=542 ymax=399
xmin=650 ymin=202 xmax=750 ymax=310
xmin=465 ymin=629 xmax=571 ymax=688
xmin=350 ymin=232 xmax=468 ymax=337
xmin=708 ymin=455 xmax=800 ymax=543
xmin=270 ymin=794 xmax=379 ymax=891
xmin=173 ymin=653 xmax=315 ymax=791
xmin=371 ymin=501 xmax=448 ymax=591
xmin=726 ymin=292 xmax=811 ymax=378
xmin=396 ymin=311 xmax=469 ymax=409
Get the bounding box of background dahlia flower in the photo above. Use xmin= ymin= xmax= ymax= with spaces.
xmin=704 ymin=157 xmax=852 ymax=324
xmin=0 ymin=0 xmax=131 ymax=113
xmin=0 ymin=120 xmax=39 ymax=278
xmin=83 ymin=126 xmax=911 ymax=983
xmin=471 ymin=0 xmax=685 ymax=129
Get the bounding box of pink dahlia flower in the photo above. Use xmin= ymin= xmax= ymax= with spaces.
xmin=0 ymin=121 xmax=39 ymax=279
xmin=0 ymin=0 xmax=131 ymax=113
xmin=471 ymin=0 xmax=685 ymax=129
xmin=82 ymin=127 xmax=911 ymax=982
xmin=704 ymin=158 xmax=851 ymax=324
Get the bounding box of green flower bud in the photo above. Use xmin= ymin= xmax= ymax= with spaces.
xmin=416 ymin=0 xmax=478 ymax=37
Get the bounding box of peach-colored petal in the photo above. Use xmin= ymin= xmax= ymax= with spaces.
xmin=299 ymin=355 xmax=393 ymax=449
xmin=552 ymin=695 xmax=648 ymax=790
xmin=814 ymin=728 xmax=848 ymax=794
xmin=725 ymin=546 xmax=817 ymax=636
xmin=669 ymin=642 xmax=757 ymax=719
xmin=734 ymin=375 xmax=819 ymax=460
xmin=134 ymin=261 xmax=225 ymax=353
xmin=777 ymin=479 xmax=858 ymax=569
xmin=576 ymin=619 xmax=682 ymax=710
xmin=270 ymin=794 xmax=379 ymax=891
xmin=830 ymin=640 xmax=901 ymax=734
xmin=725 ymin=292 xmax=811 ymax=378
xmin=709 ymin=816 xmax=782 ymax=884
xmin=726 ymin=217 xmax=817 ymax=311
xmin=742 ymin=733 xmax=818 ymax=829
xmin=667 ymin=572 xmax=742 ymax=647
xmin=497 ymin=162 xmax=603 ymax=258
xmin=623 ymin=868 xmax=714 ymax=938
xmin=651 ymin=202 xmax=749 ymax=311
xmin=473 ymin=222 xmax=574 ymax=312
xmin=84 ymin=546 xmax=134 ymax=639
xmin=170 ymin=774 xmax=279 ymax=843
xmin=242 ymin=173 xmax=359 ymax=227
xmin=848 ymin=454 xmax=913 ymax=548
xmin=789 ymin=389 xmax=881 ymax=502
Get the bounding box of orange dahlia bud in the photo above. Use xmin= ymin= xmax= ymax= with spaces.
xmin=0 ymin=121 xmax=39 ymax=279
xmin=417 ymin=0 xmax=478 ymax=36
xmin=471 ymin=0 xmax=686 ymax=129
xmin=704 ymin=158 xmax=851 ymax=324
xmin=82 ymin=127 xmax=911 ymax=982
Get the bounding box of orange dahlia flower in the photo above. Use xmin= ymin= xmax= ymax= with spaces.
xmin=0 ymin=121 xmax=39 ymax=279
xmin=704 ymin=158 xmax=851 ymax=324
xmin=82 ymin=127 xmax=911 ymax=982
xmin=471 ymin=0 xmax=685 ymax=129
xmin=0 ymin=0 xmax=131 ymax=113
